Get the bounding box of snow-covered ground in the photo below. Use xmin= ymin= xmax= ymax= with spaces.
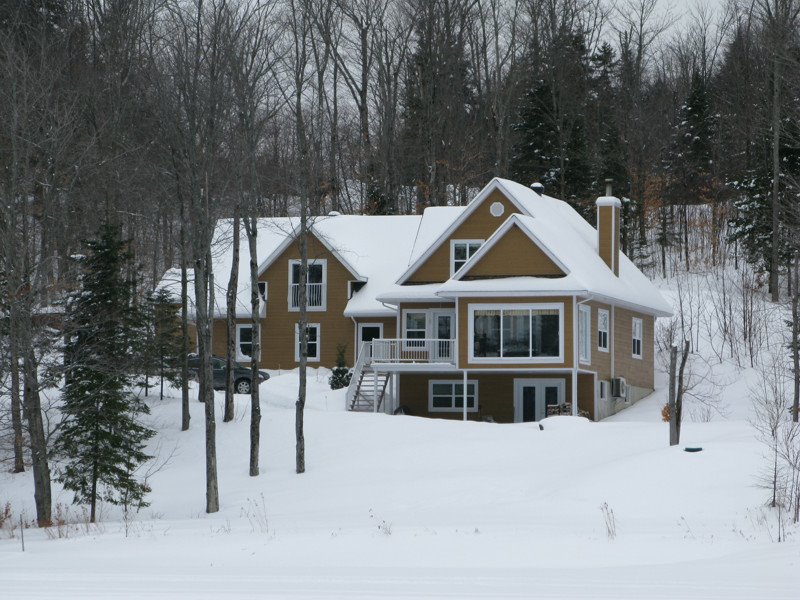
xmin=2 ymin=276 xmax=800 ymax=598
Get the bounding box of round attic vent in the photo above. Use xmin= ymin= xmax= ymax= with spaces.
xmin=489 ymin=201 xmax=505 ymax=217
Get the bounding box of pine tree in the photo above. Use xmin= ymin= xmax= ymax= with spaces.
xmin=56 ymin=226 xmax=155 ymax=523
xmin=145 ymin=288 xmax=183 ymax=400
xmin=329 ymin=344 xmax=352 ymax=390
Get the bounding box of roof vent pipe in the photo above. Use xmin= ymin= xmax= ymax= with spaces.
xmin=605 ymin=179 xmax=613 ymax=197
xmin=530 ymin=182 xmax=544 ymax=196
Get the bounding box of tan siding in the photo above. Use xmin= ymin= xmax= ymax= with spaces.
xmin=406 ymin=189 xmax=518 ymax=283
xmin=456 ymin=296 xmax=574 ymax=369
xmin=398 ymin=373 xmax=574 ymax=423
xmin=577 ymin=373 xmax=595 ymax=419
xmin=613 ymin=307 xmax=654 ymax=390
xmin=581 ymin=300 xmax=612 ymax=380
xmin=463 ymin=224 xmax=564 ymax=278
xmin=597 ymin=205 xmax=620 ymax=276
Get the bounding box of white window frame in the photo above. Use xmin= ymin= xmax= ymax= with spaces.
xmin=468 ymin=303 xmax=564 ymax=364
xmin=598 ymin=380 xmax=608 ymax=401
xmin=236 ymin=323 xmax=254 ymax=362
xmin=632 ymin=317 xmax=643 ymax=359
xmin=578 ymin=304 xmax=591 ymax=365
xmin=428 ymin=379 xmax=479 ymax=413
xmin=450 ymin=239 xmax=484 ymax=276
xmin=288 ymin=259 xmax=327 ymax=312
xmin=402 ymin=309 xmax=428 ymax=349
xmin=597 ymin=308 xmax=609 ymax=352
xmin=295 ymin=323 xmax=321 ymax=362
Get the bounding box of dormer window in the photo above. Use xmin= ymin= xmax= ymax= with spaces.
xmin=288 ymin=259 xmax=327 ymax=311
xmin=450 ymin=240 xmax=483 ymax=276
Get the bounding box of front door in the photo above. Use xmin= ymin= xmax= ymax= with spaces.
xmin=357 ymin=323 xmax=383 ymax=358
xmin=513 ymin=379 xmax=565 ymax=422
xmin=432 ymin=311 xmax=455 ymax=361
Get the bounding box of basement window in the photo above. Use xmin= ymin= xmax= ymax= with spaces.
xmin=428 ymin=380 xmax=478 ymax=413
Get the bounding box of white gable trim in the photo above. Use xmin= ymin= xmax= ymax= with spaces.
xmin=395 ymin=178 xmax=533 ymax=285
xmin=255 ymin=221 xmax=364 ymax=282
xmin=452 ymin=214 xmax=570 ymax=281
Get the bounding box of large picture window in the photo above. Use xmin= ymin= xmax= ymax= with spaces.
xmin=470 ymin=304 xmax=563 ymax=362
xmin=428 ymin=380 xmax=478 ymax=412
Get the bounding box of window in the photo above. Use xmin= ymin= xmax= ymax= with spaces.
xmin=236 ymin=324 xmax=253 ymax=361
xmin=597 ymin=309 xmax=609 ymax=352
xmin=470 ymin=304 xmax=563 ymax=362
xmin=599 ymin=380 xmax=608 ymax=400
xmin=451 ymin=240 xmax=483 ymax=275
xmin=295 ymin=323 xmax=321 ymax=362
xmin=404 ymin=311 xmax=427 ymax=347
xmin=429 ymin=380 xmax=478 ymax=412
xmin=579 ymin=304 xmax=591 ymax=364
xmin=288 ymin=259 xmax=327 ymax=311
xmin=632 ymin=317 xmax=643 ymax=359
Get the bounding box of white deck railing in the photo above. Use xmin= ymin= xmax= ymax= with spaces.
xmin=370 ymin=338 xmax=456 ymax=364
xmin=290 ymin=283 xmax=325 ymax=308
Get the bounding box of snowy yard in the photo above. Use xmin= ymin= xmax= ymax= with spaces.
xmin=2 ymin=361 xmax=799 ymax=599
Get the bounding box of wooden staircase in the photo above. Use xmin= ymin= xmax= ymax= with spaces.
xmin=348 ymin=369 xmax=390 ymax=412
xmin=346 ymin=342 xmax=390 ymax=412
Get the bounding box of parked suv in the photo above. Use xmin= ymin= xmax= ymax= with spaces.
xmin=187 ymin=355 xmax=270 ymax=394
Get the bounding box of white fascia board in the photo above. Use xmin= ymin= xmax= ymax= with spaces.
xmin=395 ymin=178 xmax=532 ymax=285
xmin=452 ymin=214 xmax=570 ymax=281
xmin=436 ymin=289 xmax=588 ymax=298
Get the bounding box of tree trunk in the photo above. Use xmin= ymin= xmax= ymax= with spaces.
xmin=224 ymin=207 xmax=240 ymax=423
xmin=180 ymin=209 xmax=190 ymax=431
xmin=9 ymin=332 xmax=25 ymax=473
xmin=23 ymin=348 xmax=51 ymax=527
xmin=196 ymin=251 xmax=219 ymax=513
xmin=668 ymin=345 xmax=678 ymax=446
xmin=792 ymin=255 xmax=800 ymax=422
xmin=247 ymin=219 xmax=261 ymax=476
xmin=770 ymin=52 xmax=782 ymax=302
xmin=675 ymin=340 xmax=691 ymax=444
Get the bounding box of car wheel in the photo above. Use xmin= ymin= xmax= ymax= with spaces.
xmin=235 ymin=379 xmax=251 ymax=394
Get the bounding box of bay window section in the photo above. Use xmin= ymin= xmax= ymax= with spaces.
xmin=471 ymin=304 xmax=562 ymax=361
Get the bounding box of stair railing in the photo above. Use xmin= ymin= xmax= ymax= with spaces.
xmin=346 ymin=341 xmax=371 ymax=410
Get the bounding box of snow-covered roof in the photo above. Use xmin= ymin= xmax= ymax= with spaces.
xmin=156 ymin=177 xmax=671 ymax=320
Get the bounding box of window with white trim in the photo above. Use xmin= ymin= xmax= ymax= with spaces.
xmin=599 ymin=380 xmax=608 ymax=400
xmin=295 ymin=323 xmax=321 ymax=362
xmin=404 ymin=311 xmax=427 ymax=347
xmin=451 ymin=240 xmax=483 ymax=275
xmin=429 ymin=380 xmax=478 ymax=412
xmin=632 ymin=317 xmax=643 ymax=359
xmin=236 ymin=324 xmax=253 ymax=361
xmin=579 ymin=304 xmax=591 ymax=364
xmin=597 ymin=309 xmax=609 ymax=352
xmin=470 ymin=303 xmax=563 ymax=362
xmin=288 ymin=259 xmax=326 ymax=311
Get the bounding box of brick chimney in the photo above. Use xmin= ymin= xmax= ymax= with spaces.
xmin=596 ymin=179 xmax=621 ymax=276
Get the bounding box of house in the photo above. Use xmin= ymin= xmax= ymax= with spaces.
xmin=158 ymin=177 xmax=672 ymax=422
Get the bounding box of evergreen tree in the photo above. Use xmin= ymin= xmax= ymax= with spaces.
xmin=56 ymin=225 xmax=155 ymax=523
xmin=328 ymin=343 xmax=352 ymax=390
xmin=663 ymin=70 xmax=717 ymax=205
xmin=143 ymin=288 xmax=183 ymax=400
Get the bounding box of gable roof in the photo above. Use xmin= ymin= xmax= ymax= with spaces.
xmin=453 ymin=214 xmax=569 ymax=280
xmin=396 ymin=178 xmax=526 ymax=284
xmin=156 ymin=177 xmax=672 ymax=320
